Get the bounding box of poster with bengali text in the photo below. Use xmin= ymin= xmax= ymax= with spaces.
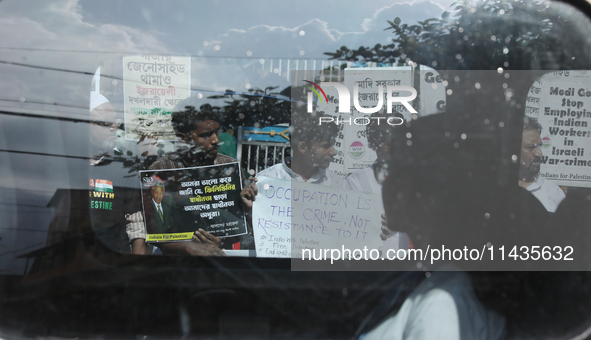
xmin=139 ymin=162 xmax=246 ymax=242
xmin=525 ymin=70 xmax=591 ymax=187
xmin=123 ymin=56 xmax=191 ymax=141
xmin=343 ymin=68 xmax=413 ymax=174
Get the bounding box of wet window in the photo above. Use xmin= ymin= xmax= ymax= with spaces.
xmin=2 ymin=0 xmax=591 ymax=338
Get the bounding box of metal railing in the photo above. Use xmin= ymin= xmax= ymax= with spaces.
xmin=236 ymin=126 xmax=291 ymax=176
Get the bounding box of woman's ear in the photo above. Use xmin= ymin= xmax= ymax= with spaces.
xmin=297 ymin=141 xmax=308 ymax=155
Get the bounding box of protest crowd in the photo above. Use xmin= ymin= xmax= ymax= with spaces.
xmin=81 ymin=67 xmax=591 ymax=339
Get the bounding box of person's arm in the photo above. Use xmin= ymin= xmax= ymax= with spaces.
xmin=240 ymin=177 xmax=258 ymax=230
xmin=126 ymin=211 xmax=149 ymax=254
xmin=159 ymin=202 xmax=225 ymax=255
xmin=343 ymin=175 xmax=356 ymax=191
xmin=379 ymin=213 xmax=391 ymax=240
xmin=131 ymin=238 xmax=149 ymax=255
xmin=240 ymin=177 xmax=258 ymax=209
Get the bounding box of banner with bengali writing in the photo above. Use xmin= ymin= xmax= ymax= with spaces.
xmin=291 ymin=67 xmax=446 ymax=176
xmin=525 ymin=70 xmax=591 ymax=187
xmin=343 ymin=67 xmax=413 ymax=173
xmin=123 ymin=56 xmax=191 ymax=141
xmin=139 ymin=162 xmax=247 ymax=242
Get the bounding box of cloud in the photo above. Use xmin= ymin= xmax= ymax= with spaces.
xmin=202 ymin=19 xmax=347 ymax=59
xmin=361 ymin=0 xmax=447 ymax=32
xmin=0 ymin=0 xmax=172 ymax=109
xmin=199 ymin=0 xmax=446 ymax=59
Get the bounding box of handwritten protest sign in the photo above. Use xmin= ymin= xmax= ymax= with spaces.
xmin=252 ymin=177 xmax=385 ymax=258
xmin=525 ymin=70 xmax=591 ymax=187
xmin=140 ymin=162 xmax=246 ymax=242
xmin=123 ymin=56 xmax=191 ymax=141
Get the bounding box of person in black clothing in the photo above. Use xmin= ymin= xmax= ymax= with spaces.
xmin=88 ymin=91 xmax=143 ymax=254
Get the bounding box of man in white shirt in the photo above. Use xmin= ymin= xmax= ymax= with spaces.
xmin=240 ymin=111 xmax=343 ymax=215
xmin=256 ymin=111 xmax=343 ymax=187
xmin=518 ymin=117 xmax=566 ymax=212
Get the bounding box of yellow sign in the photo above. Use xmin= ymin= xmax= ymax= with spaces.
xmin=147 ymin=232 xmax=193 ymax=242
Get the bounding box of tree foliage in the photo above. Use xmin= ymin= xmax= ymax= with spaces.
xmin=325 ymin=0 xmax=591 ymax=70
xmin=206 ymin=86 xmax=291 ymax=129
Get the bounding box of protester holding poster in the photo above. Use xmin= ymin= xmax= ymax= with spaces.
xmin=518 ymin=117 xmax=566 ymax=212
xmin=145 ymin=96 xmax=255 ymax=255
xmin=524 ymin=71 xmax=591 ymax=189
xmin=244 ymin=111 xmax=351 ymax=258
xmin=140 ymin=163 xmax=247 ymax=239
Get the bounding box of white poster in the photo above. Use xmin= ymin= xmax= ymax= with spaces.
xmin=123 ymin=56 xmax=191 ymax=141
xmin=340 ymin=67 xmax=445 ymax=175
xmin=525 ymin=70 xmax=591 ymax=187
xmin=418 ymin=68 xmax=447 ymax=118
xmin=342 ymin=67 xmax=413 ymax=174
xmin=252 ymin=177 xmax=385 ymax=258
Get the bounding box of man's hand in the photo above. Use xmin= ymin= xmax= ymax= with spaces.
xmin=193 ymin=228 xmax=222 ymax=247
xmin=240 ymin=177 xmax=258 ymax=209
xmin=159 ymin=241 xmax=226 ymax=256
xmin=184 ymin=242 xmax=226 ymax=256
xmin=380 ymin=213 xmax=392 ymax=240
